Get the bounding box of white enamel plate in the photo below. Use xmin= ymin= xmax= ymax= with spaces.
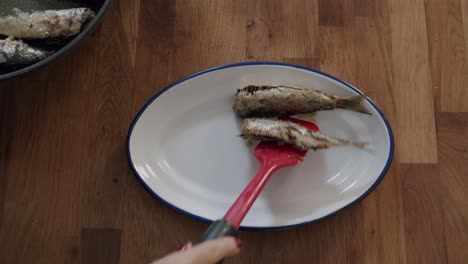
xmin=127 ymin=62 xmax=394 ymax=230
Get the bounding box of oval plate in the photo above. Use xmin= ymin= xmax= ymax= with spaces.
xmin=127 ymin=62 xmax=394 ymax=230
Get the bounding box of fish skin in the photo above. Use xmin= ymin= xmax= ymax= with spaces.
xmin=0 ymin=8 xmax=95 ymax=39
xmin=233 ymin=85 xmax=371 ymax=117
xmin=241 ymin=118 xmax=366 ymax=151
xmin=0 ymin=36 xmax=52 ymax=68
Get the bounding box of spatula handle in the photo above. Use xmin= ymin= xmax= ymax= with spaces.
xmin=198 ymin=219 xmax=237 ymax=242
xmin=222 ymin=162 xmax=278 ymax=228
xmin=197 ymin=219 xmax=237 ymax=264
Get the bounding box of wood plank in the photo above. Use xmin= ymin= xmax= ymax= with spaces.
xmin=460 ymin=0 xmax=468 ymax=110
xmin=281 ymin=0 xmax=319 ymax=58
xmin=354 ymin=15 xmax=394 ymax=97
xmin=121 ymin=1 xmax=183 ymax=263
xmin=389 ymin=0 xmax=438 ymax=163
xmin=0 ymin=81 xmax=88 ymax=264
xmin=81 ymin=228 xmax=122 ymax=264
xmin=0 ymin=87 xmax=11 ymax=227
xmin=246 ymin=0 xmax=283 ymax=60
xmin=131 ymin=0 xmax=176 ymax=112
xmin=354 ymin=0 xmax=375 ymax=17
xmin=354 ymin=4 xmax=406 ymax=262
xmin=0 ymin=24 xmax=101 ymax=262
xmin=401 ymin=164 xmax=447 ymax=263
xmin=119 ymin=0 xmax=141 ymax=68
xmin=318 ymin=0 xmax=344 ymax=26
xmin=319 ymin=1 xmax=357 ymax=85
xmin=437 ymin=113 xmax=468 ymax=263
xmin=355 ymin=163 xmax=406 ymax=264
xmin=463 ymin=0 xmax=468 ymax=53
xmin=120 ymin=187 xmax=207 ymax=264
xmin=79 ymin=0 xmax=134 ymax=227
xmin=173 ymin=0 xmax=246 ymax=76
xmin=282 ymin=58 xmax=320 ymax=69
xmin=237 ymin=207 xmax=365 ymax=263
xmin=426 ymin=0 xmax=468 ymax=112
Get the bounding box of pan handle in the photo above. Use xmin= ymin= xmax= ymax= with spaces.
xmin=197 ymin=219 xmax=238 ymax=264
xmin=198 ymin=219 xmax=237 ymax=242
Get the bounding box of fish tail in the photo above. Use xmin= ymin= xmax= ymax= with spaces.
xmin=350 ymin=141 xmax=368 ymax=148
xmin=336 ymin=95 xmax=372 ymax=115
xmin=333 ymin=137 xmax=368 ymax=149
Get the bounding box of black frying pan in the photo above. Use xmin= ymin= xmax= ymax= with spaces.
xmin=0 ymin=0 xmax=112 ymax=80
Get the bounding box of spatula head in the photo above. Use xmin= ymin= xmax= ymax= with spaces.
xmin=253 ymin=117 xmax=319 ymax=167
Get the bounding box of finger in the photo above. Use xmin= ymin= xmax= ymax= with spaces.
xmin=150 ymin=242 xmax=193 ymax=264
xmin=177 ymin=242 xmax=192 ymax=252
xmin=150 ymin=238 xmax=241 ymax=264
xmin=183 ymin=237 xmax=241 ymax=264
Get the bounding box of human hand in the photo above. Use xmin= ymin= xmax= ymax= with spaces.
xmin=151 ymin=237 xmax=241 ymax=264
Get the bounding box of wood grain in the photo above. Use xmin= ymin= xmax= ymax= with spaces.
xmin=246 ymin=0 xmax=284 ymax=60
xmin=281 ymin=0 xmax=319 ymax=58
xmin=401 ymin=164 xmax=447 ymax=263
xmin=318 ymin=1 xmax=356 ymax=84
xmin=173 ymin=0 xmax=246 ymax=75
xmin=81 ymin=228 xmax=122 ymax=264
xmin=132 ymin=0 xmax=175 ymax=111
xmin=79 ymin=0 xmax=133 ymax=228
xmin=437 ymin=113 xmax=468 ymax=263
xmin=426 ymin=0 xmax=468 ymax=113
xmin=1 ymin=0 xmax=468 ymax=263
xmin=460 ymin=0 xmax=468 ymax=110
xmin=390 ymin=0 xmax=438 ymax=163
xmin=359 ymin=165 xmax=406 ymax=264
xmin=354 ymin=3 xmax=406 ymax=262
xmin=118 ymin=0 xmax=141 ymax=69
xmin=234 ymin=207 xmax=366 ymax=264
xmin=318 ymin=0 xmax=345 ymax=26
xmin=0 ymin=87 xmax=10 ymax=226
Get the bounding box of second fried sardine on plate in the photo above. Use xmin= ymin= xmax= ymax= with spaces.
xmin=0 ymin=36 xmax=52 ymax=68
xmin=241 ymin=118 xmax=366 ymax=151
xmin=0 ymin=8 xmax=96 ymax=39
xmin=234 ymin=85 xmax=371 ymax=118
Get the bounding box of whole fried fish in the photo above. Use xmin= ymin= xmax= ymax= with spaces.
xmin=241 ymin=118 xmax=366 ymax=151
xmin=234 ymin=85 xmax=371 ymax=118
xmin=0 ymin=8 xmax=95 ymax=39
xmin=0 ymin=37 xmax=52 ymax=68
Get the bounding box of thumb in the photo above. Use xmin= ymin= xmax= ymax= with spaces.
xmin=183 ymin=237 xmax=241 ymax=264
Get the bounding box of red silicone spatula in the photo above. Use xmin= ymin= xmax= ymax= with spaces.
xmin=197 ymin=117 xmax=319 ymax=252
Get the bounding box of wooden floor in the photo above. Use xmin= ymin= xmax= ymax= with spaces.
xmin=1 ymin=0 xmax=467 ymax=263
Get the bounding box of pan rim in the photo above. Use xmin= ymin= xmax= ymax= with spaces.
xmin=0 ymin=0 xmax=113 ymax=81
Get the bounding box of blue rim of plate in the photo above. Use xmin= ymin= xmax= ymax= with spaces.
xmin=126 ymin=61 xmax=395 ymax=231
